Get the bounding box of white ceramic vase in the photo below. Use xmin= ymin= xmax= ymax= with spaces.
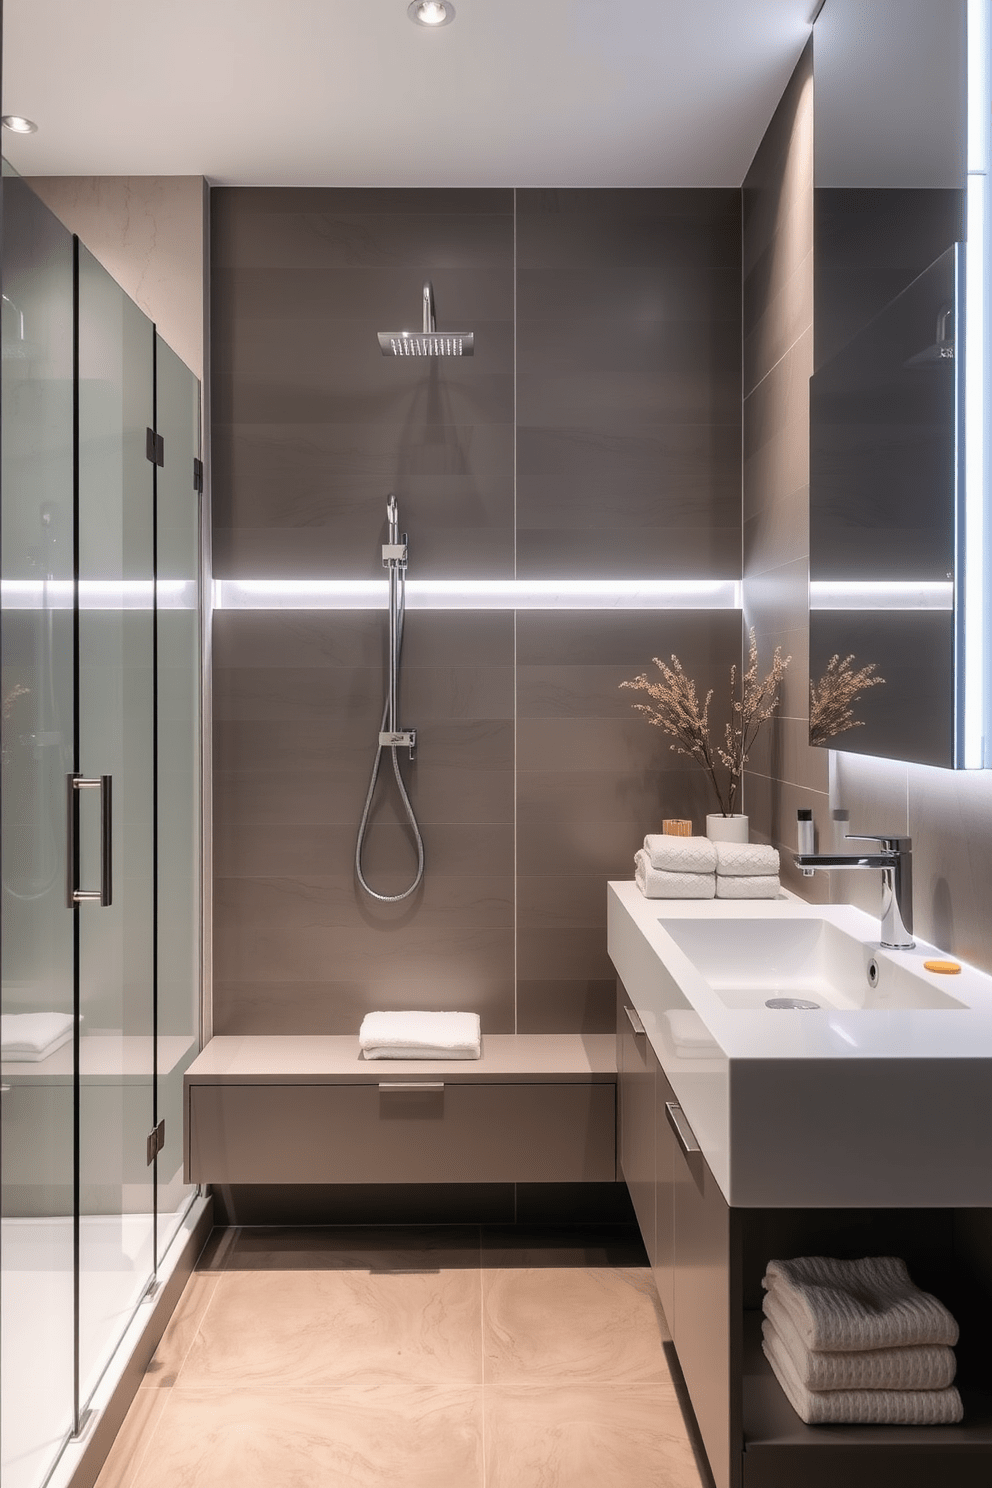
xmin=705 ymin=813 xmax=749 ymax=843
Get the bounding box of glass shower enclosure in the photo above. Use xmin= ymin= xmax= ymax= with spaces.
xmin=1 ymin=170 xmax=202 ymax=1488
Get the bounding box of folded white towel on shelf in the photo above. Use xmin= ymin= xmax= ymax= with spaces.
xmin=1 ymin=1011 xmax=74 ymax=1062
xmin=762 ymin=1319 xmax=963 ymax=1425
xmin=358 ymin=1010 xmax=481 ymax=1060
xmin=663 ymin=1009 xmax=718 ymax=1056
xmin=763 ymin=1256 xmax=960 ymax=1352
xmin=714 ymin=841 xmax=780 ymax=876
xmin=715 ymin=875 xmax=780 ymax=899
xmin=761 ymin=1294 xmax=957 ymax=1392
xmin=643 ymin=834 xmax=717 ymax=874
xmin=635 ymin=850 xmax=716 ymax=900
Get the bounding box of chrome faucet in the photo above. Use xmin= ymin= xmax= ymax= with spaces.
xmin=794 ymin=834 xmax=914 ymax=950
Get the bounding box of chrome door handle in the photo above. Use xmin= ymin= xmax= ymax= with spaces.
xmin=66 ymin=773 xmax=112 ymax=907
xmin=665 ymin=1101 xmax=701 ymax=1158
xmin=623 ymin=1005 xmax=646 ymax=1036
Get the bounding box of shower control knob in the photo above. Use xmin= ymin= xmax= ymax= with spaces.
xmin=379 ymin=728 xmax=417 ymax=757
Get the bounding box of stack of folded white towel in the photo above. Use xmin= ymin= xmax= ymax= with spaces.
xmin=761 ymin=1255 xmax=963 ymax=1425
xmin=1 ymin=1011 xmax=74 ymax=1063
xmin=634 ymin=836 xmax=781 ymax=899
xmin=713 ymin=840 xmax=780 ymax=899
xmin=358 ymin=1010 xmax=482 ymax=1060
xmin=634 ymin=835 xmax=717 ymax=898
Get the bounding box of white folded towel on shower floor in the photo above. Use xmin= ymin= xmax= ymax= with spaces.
xmin=762 ymin=1290 xmax=957 ymax=1392
xmin=643 ymin=834 xmax=717 ymax=874
xmin=761 ymin=1317 xmax=963 ymax=1425
xmin=763 ymin=1256 xmax=960 ymax=1352
xmin=713 ymin=841 xmax=780 ymax=876
xmin=715 ymin=874 xmax=780 ymax=899
xmin=359 ymin=1010 xmax=482 ymax=1060
xmin=1 ymin=1011 xmax=74 ymax=1062
xmin=635 ymin=850 xmax=716 ymax=899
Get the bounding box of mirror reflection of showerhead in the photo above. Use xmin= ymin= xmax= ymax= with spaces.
xmin=904 ymin=304 xmax=955 ymax=368
xmin=377 ymin=279 xmax=474 ymax=357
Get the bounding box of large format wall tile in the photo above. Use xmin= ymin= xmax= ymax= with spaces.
xmin=212 ymin=188 xmax=743 ymax=1036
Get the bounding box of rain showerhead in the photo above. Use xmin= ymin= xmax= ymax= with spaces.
xmin=378 ymin=280 xmax=474 ymax=357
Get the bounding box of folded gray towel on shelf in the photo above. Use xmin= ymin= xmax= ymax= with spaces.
xmin=713 ymin=841 xmax=780 ymax=876
xmin=634 ymin=850 xmax=716 ymax=900
xmin=643 ymin=834 xmax=717 ymax=874
xmin=359 ymin=1010 xmax=481 ymax=1060
xmin=762 ymin=1319 xmax=963 ymax=1425
xmin=715 ymin=874 xmax=780 ymax=899
xmin=763 ymin=1256 xmax=960 ymax=1352
xmin=761 ymin=1295 xmax=957 ymax=1392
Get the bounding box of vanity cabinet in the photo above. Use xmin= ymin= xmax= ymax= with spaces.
xmin=615 ymin=981 xmax=992 ymax=1488
xmin=616 ymin=987 xmax=658 ymax=1272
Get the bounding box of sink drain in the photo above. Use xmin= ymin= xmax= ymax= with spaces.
xmin=765 ymin=997 xmax=821 ymax=1010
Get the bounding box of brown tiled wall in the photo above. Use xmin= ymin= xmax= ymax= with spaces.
xmin=211 ymin=187 xmax=742 ymax=1035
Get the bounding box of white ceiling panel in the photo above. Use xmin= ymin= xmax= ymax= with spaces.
xmin=3 ymin=0 xmax=812 ymax=185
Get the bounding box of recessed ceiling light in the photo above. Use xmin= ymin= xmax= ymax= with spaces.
xmin=407 ymin=1 xmax=455 ymax=27
xmin=2 ymin=115 xmax=38 ymax=134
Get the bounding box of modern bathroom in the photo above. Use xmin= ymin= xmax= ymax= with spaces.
xmin=3 ymin=1 xmax=992 ymax=1486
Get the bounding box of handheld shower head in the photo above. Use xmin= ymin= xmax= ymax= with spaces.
xmin=378 ymin=279 xmax=474 ymax=357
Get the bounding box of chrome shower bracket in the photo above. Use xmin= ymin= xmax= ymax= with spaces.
xmin=379 ymin=727 xmax=417 ymax=760
xmin=382 ymin=541 xmax=408 ymax=567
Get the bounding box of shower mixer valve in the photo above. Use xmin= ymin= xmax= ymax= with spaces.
xmin=382 ymin=541 xmax=408 ymax=567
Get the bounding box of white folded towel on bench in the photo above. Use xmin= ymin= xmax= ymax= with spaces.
xmin=762 ymin=1317 xmax=963 ymax=1425
xmin=1 ymin=1011 xmax=74 ymax=1062
xmin=716 ymin=874 xmax=780 ymax=899
xmin=643 ymin=834 xmax=717 ymax=873
xmin=762 ymin=1292 xmax=957 ymax=1392
xmin=359 ymin=1010 xmax=482 ymax=1060
xmin=635 ymin=850 xmax=716 ymax=899
xmin=763 ymin=1256 xmax=960 ymax=1352
xmin=714 ymin=841 xmax=780 ymax=876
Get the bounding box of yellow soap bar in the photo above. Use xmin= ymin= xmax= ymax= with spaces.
xmin=923 ymin=959 xmax=961 ymax=974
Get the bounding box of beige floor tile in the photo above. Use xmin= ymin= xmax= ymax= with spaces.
xmin=177 ymin=1266 xmax=484 ymax=1390
xmin=125 ymin=1384 xmax=484 ymax=1488
xmin=225 ymin=1224 xmax=481 ymax=1272
xmin=484 ymin=1382 xmax=706 ymax=1488
xmin=143 ymin=1272 xmax=222 ymax=1388
xmin=483 ymin=1267 xmax=668 ymax=1385
xmin=93 ymin=1388 xmax=171 ymax=1488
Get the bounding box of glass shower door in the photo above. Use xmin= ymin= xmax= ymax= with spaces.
xmin=153 ymin=335 xmax=201 ymax=1264
xmin=0 ymin=170 xmax=77 ymax=1488
xmin=75 ymin=245 xmax=156 ymax=1412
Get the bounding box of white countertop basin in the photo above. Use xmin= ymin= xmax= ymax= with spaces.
xmin=607 ymin=880 xmax=992 ymax=1209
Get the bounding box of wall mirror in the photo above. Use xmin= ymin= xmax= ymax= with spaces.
xmin=810 ymin=0 xmax=990 ymax=767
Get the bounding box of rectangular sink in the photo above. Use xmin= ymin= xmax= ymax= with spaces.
xmin=659 ymin=917 xmax=967 ymax=1012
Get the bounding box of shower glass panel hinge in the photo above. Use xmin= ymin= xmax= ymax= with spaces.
xmin=193 ymin=457 xmax=204 ymax=492
xmin=145 ymin=427 xmax=164 ymax=466
xmin=146 ymin=1118 xmax=166 ymax=1166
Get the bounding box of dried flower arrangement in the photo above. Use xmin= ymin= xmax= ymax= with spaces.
xmin=809 ymin=653 xmax=885 ymax=745
xmin=620 ymin=630 xmax=791 ymax=817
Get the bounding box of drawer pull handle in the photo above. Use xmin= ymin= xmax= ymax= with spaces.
xmin=623 ymin=1005 xmax=646 ymax=1036
xmin=665 ymin=1100 xmax=701 ymax=1157
xmin=378 ymin=1081 xmax=445 ymax=1091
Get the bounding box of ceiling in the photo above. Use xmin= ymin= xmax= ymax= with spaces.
xmin=3 ymin=0 xmax=813 ymax=186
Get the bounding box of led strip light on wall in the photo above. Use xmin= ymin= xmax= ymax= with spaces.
xmin=212 ymin=578 xmax=744 ymax=611
xmin=809 ymin=581 xmax=954 ymax=611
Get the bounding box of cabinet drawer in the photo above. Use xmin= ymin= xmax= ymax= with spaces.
xmin=187 ymin=1081 xmax=616 ymax=1185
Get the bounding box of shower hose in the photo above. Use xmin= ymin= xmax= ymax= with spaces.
xmin=355 ymin=508 xmax=425 ymax=902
